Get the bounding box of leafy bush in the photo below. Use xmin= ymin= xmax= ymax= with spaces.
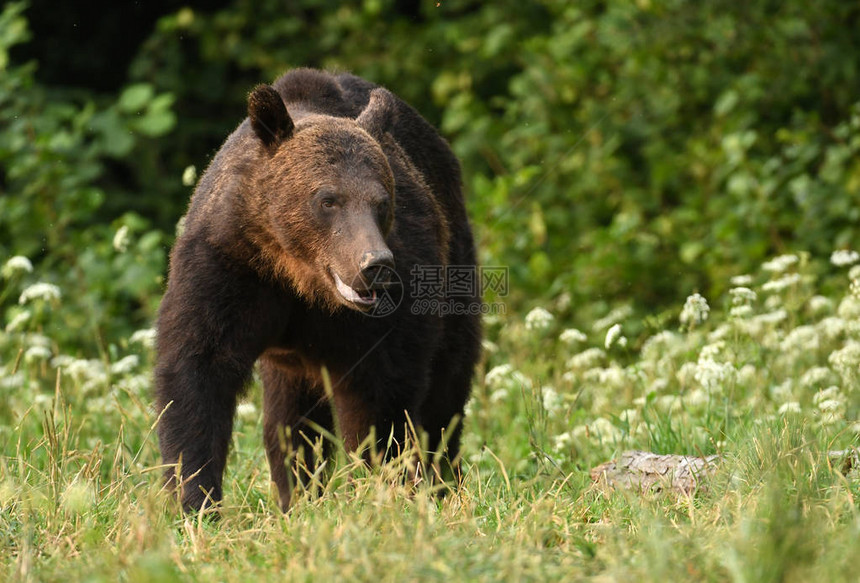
xmin=0 ymin=3 xmax=175 ymax=350
xmin=128 ymin=0 xmax=860 ymax=327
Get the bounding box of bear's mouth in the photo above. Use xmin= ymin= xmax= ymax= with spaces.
xmin=332 ymin=271 xmax=378 ymax=307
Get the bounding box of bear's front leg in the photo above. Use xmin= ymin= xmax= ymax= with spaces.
xmin=155 ymin=244 xmax=283 ymax=512
xmin=331 ymin=365 xmax=428 ymax=466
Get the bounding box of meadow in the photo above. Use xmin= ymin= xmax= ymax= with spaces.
xmin=1 ymin=249 xmax=859 ymax=582
xmin=3 ymin=1 xmax=860 ymax=580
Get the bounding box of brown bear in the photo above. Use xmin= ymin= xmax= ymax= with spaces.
xmin=154 ymin=69 xmax=482 ymax=512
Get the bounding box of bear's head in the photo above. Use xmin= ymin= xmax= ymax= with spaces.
xmin=246 ymin=84 xmax=399 ymax=313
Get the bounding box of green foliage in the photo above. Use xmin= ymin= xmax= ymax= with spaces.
xmin=125 ymin=0 xmax=860 ymax=327
xmin=0 ymin=3 xmax=173 ymax=350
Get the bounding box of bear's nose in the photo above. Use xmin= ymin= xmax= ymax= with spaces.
xmin=360 ymin=250 xmax=395 ymax=287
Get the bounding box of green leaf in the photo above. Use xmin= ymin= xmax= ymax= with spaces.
xmin=118 ymin=83 xmax=154 ymax=113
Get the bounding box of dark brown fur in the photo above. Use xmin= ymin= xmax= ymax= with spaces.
xmin=154 ymin=69 xmax=481 ymax=512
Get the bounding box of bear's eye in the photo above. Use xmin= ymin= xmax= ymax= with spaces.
xmin=377 ymin=200 xmax=391 ymax=221
xmin=321 ymin=197 xmax=338 ymax=209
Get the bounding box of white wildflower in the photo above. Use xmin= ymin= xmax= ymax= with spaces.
xmin=484 ymin=364 xmax=531 ymax=391
xmin=594 ymin=365 xmax=627 ymax=390
xmin=753 ymin=309 xmax=788 ymax=326
xmin=770 ymin=380 xmax=794 ymax=403
xmin=236 ymin=402 xmax=258 ymax=421
xmin=67 ymin=358 xmax=107 ymax=383
xmin=604 ymin=323 xmax=622 ymax=349
xmin=761 ymin=273 xmax=801 ymax=293
xmin=648 ymin=378 xmax=669 ymax=394
xmin=481 ymin=339 xmax=499 ymax=354
xmin=641 ymin=331 xmax=681 ymax=362
xmin=524 ymin=307 xmax=554 ymax=331
xmin=618 ymin=408 xmax=640 ymax=426
xmin=0 ymin=373 xmax=25 ymax=389
xmin=780 ymin=325 xmax=819 ymax=353
xmin=553 ymin=431 xmax=573 ymax=450
xmin=34 ymin=393 xmax=54 ymax=412
xmin=24 ymin=345 xmax=52 ymax=363
xmin=808 ymin=295 xmax=833 ymax=315
xmin=26 ymin=333 xmax=51 ymax=348
xmin=110 ymin=355 xmax=139 ymax=375
xmin=182 ymin=165 xmax=198 ymax=187
xmin=694 ymin=356 xmax=735 ymax=393
xmin=680 ymin=293 xmax=710 ymax=328
xmin=112 ymin=225 xmax=130 ymax=252
xmin=828 ymin=341 xmax=860 ymax=383
xmin=764 ymin=295 xmax=783 ymax=310
xmin=129 ymin=328 xmax=157 ymax=349
xmin=655 ymin=394 xmax=683 ymax=413
xmin=462 ymin=399 xmax=474 ymax=417
xmin=738 ymin=364 xmax=757 ymax=386
xmin=593 ymin=305 xmax=633 ymax=331
xmin=5 ymin=310 xmax=31 ymax=332
xmin=175 ymin=215 xmax=187 ymax=238
xmin=708 ymin=323 xmax=733 ymax=341
xmin=116 ymin=373 xmax=150 ymax=394
xmin=813 ymin=386 xmax=843 ymax=406
xmin=730 ymin=305 xmax=754 ymax=319
xmin=761 ymin=254 xmax=798 ymax=273
xmin=684 ymin=388 xmax=710 ymax=410
xmin=555 ymin=292 xmax=572 ymax=311
xmin=567 ymin=347 xmax=606 ymax=370
xmin=800 ymin=367 xmax=836 ymax=389
xmin=837 ymin=296 xmax=860 ymax=320
xmin=559 ymin=328 xmax=587 ymax=345
xmin=777 ymin=401 xmax=801 ymax=415
xmin=699 ymin=342 xmax=725 ymax=360
xmin=541 ymin=386 xmax=563 ymax=416
xmin=583 ymin=367 xmax=603 ymax=384
xmin=588 ymin=417 xmax=621 ymax=442
xmin=51 ymin=355 xmax=73 ymax=369
xmin=818 ymin=401 xmax=844 ymax=420
xmin=677 ymin=362 xmax=698 ymax=387
xmin=485 ymin=364 xmax=512 ymax=387
xmin=729 ymin=287 xmax=757 ymax=305
xmin=831 ymin=250 xmax=860 ymax=267
xmin=850 ymin=264 xmax=860 ymax=281
xmin=731 ymin=274 xmax=754 ymax=286
xmin=2 ymin=256 xmax=33 ymax=279
xmin=19 ymin=282 xmax=61 ymax=305
xmin=86 ymin=396 xmax=113 ymax=415
xmin=816 ymin=392 xmax=845 ymax=425
xmin=489 ymin=388 xmax=509 ymax=403
xmin=816 ymin=317 xmax=845 ymax=339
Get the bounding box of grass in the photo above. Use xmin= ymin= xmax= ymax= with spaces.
xmin=1 ymin=251 xmax=860 ymax=581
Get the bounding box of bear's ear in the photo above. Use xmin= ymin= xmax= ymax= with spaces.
xmin=356 ymin=88 xmax=398 ymax=139
xmin=248 ymin=84 xmax=294 ymax=148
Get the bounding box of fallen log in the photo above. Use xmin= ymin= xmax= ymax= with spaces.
xmin=590 ymin=448 xmax=859 ymax=494
xmin=590 ymin=450 xmax=719 ymax=495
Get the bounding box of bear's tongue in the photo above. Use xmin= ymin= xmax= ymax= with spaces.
xmin=333 ymin=272 xmax=377 ymax=306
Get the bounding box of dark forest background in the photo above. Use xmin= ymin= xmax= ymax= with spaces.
xmin=2 ymin=0 xmax=859 ymax=350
